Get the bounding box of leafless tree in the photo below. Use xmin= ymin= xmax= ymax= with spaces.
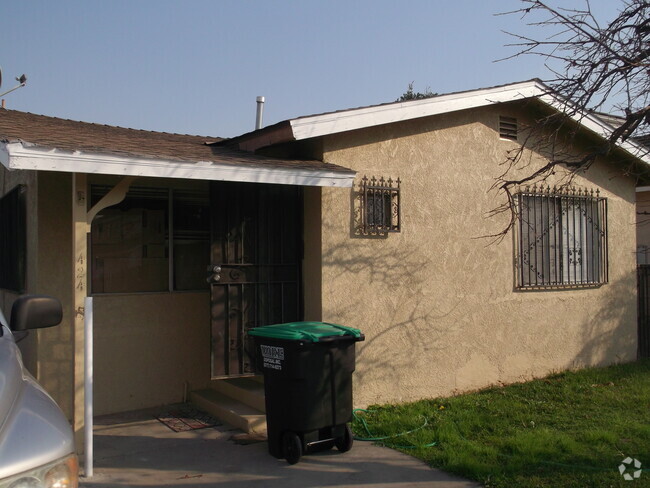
xmin=489 ymin=0 xmax=650 ymax=238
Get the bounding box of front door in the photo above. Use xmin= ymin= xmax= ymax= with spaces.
xmin=209 ymin=182 xmax=303 ymax=377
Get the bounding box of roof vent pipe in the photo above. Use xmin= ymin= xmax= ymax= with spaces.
xmin=255 ymin=96 xmax=265 ymax=130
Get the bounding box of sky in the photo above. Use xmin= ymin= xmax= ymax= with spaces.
xmin=0 ymin=1 xmax=623 ymax=138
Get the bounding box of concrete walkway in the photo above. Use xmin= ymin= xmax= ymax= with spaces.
xmin=80 ymin=407 xmax=481 ymax=488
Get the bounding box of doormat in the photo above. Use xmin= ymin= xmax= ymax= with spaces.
xmin=155 ymin=406 xmax=221 ymax=432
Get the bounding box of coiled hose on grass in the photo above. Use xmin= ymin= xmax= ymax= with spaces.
xmin=352 ymin=408 xmax=437 ymax=449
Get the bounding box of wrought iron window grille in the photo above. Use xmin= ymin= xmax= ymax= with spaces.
xmin=360 ymin=175 xmax=401 ymax=235
xmin=515 ymin=185 xmax=608 ymax=290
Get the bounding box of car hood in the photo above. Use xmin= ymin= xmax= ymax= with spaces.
xmin=0 ymin=325 xmax=75 ymax=480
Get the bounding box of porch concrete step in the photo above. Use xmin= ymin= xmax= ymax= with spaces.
xmin=190 ymin=389 xmax=266 ymax=434
xmin=211 ymin=377 xmax=266 ymax=412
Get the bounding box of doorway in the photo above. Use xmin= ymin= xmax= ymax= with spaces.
xmin=209 ymin=182 xmax=303 ymax=377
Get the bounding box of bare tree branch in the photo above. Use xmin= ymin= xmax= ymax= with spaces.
xmin=491 ymin=0 xmax=650 ymax=238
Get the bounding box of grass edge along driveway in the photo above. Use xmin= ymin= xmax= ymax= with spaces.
xmin=351 ymin=359 xmax=650 ymax=488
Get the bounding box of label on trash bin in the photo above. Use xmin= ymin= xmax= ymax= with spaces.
xmin=260 ymin=345 xmax=284 ymax=370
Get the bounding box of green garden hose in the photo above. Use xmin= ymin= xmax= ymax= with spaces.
xmin=352 ymin=408 xmax=437 ymax=449
xmin=353 ymin=409 xmax=649 ymax=476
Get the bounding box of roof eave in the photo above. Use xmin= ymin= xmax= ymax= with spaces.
xmin=284 ymin=79 xmax=649 ymax=166
xmin=0 ymin=142 xmax=355 ymax=188
xmin=214 ymin=120 xmax=295 ymax=152
xmin=535 ymin=92 xmax=650 ymax=165
xmin=288 ymin=80 xmax=546 ymax=140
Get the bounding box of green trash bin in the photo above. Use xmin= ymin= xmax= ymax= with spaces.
xmin=249 ymin=321 xmax=364 ymax=464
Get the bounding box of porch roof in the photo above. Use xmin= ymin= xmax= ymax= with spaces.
xmin=0 ymin=109 xmax=355 ymax=187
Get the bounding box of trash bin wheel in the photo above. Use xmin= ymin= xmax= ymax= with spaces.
xmin=335 ymin=424 xmax=353 ymax=452
xmin=282 ymin=431 xmax=302 ymax=465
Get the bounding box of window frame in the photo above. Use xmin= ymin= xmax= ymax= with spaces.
xmin=515 ymin=187 xmax=608 ymax=290
xmin=360 ymin=175 xmax=401 ymax=235
xmin=90 ymin=185 xmax=210 ymax=295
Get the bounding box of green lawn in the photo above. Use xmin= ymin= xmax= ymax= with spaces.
xmin=352 ymin=359 xmax=650 ymax=487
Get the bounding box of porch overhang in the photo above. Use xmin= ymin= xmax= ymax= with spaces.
xmin=0 ymin=141 xmax=355 ymax=188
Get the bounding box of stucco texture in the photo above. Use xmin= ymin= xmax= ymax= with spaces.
xmin=4 ymin=171 xmax=212 ymax=417
xmin=35 ymin=172 xmax=74 ymax=417
xmin=0 ymin=167 xmax=40 ymax=379
xmin=93 ymin=292 xmax=209 ymax=415
xmin=0 ymin=169 xmax=75 ymax=417
xmin=318 ymin=105 xmax=638 ymax=407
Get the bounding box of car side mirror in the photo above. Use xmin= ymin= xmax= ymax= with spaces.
xmin=10 ymin=295 xmax=63 ymax=331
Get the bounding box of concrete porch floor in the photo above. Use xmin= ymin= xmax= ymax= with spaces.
xmin=79 ymin=406 xmax=482 ymax=488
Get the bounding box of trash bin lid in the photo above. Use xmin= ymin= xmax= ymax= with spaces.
xmin=248 ymin=321 xmax=362 ymax=342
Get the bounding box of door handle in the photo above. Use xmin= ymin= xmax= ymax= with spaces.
xmin=206 ymin=265 xmax=222 ymax=283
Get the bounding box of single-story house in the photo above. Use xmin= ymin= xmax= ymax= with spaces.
xmin=1 ymin=79 xmax=648 ymax=442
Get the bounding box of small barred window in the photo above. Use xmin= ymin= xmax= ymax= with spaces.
xmin=361 ymin=176 xmax=401 ymax=234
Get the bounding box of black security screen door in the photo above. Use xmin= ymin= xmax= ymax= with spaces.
xmin=209 ymin=182 xmax=303 ymax=377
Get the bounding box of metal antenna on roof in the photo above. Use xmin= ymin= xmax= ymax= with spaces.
xmin=0 ymin=69 xmax=28 ymax=98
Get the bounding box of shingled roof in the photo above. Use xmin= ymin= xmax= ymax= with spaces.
xmin=0 ymin=109 xmax=355 ymax=186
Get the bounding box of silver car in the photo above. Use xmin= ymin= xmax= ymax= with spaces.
xmin=0 ymin=295 xmax=78 ymax=488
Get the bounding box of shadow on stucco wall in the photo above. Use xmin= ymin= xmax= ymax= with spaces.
xmin=321 ymin=223 xmax=639 ymax=406
xmin=573 ymin=274 xmax=638 ymax=369
xmin=320 ymin=234 xmax=473 ymax=404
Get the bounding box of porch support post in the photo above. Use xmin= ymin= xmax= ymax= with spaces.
xmin=72 ymin=173 xmax=88 ymax=449
xmin=72 ymin=175 xmax=135 ymax=459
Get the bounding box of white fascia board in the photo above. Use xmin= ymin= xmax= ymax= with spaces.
xmin=288 ymin=79 xmax=650 ymax=167
xmin=289 ymin=80 xmax=544 ymax=140
xmin=637 ymin=186 xmax=650 ymax=192
xmin=536 ymin=93 xmax=650 ymax=165
xmin=1 ymin=142 xmax=355 ymax=188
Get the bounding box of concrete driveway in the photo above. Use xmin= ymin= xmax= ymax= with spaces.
xmin=80 ymin=407 xmax=481 ymax=488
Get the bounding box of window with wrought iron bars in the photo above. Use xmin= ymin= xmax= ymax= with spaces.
xmin=515 ymin=186 xmax=608 ymax=289
xmin=361 ymin=175 xmax=401 ymax=234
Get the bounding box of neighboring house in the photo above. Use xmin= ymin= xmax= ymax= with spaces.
xmin=0 ymin=79 xmax=648 ymax=441
xmin=635 ymin=134 xmax=650 ymax=264
xmin=637 ymin=186 xmax=650 ymax=264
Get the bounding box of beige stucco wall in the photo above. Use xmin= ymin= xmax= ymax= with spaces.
xmin=0 ymin=169 xmax=75 ymax=416
xmin=93 ymin=292 xmax=210 ymax=415
xmin=0 ymin=167 xmax=39 ymax=373
xmin=87 ymin=176 xmax=212 ymax=416
xmin=5 ymin=171 xmax=212 ymax=418
xmin=318 ymin=105 xmax=638 ymax=407
xmin=35 ymin=172 xmax=74 ymax=417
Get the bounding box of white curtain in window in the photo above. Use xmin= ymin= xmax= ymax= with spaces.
xmin=562 ymin=197 xmax=601 ymax=284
